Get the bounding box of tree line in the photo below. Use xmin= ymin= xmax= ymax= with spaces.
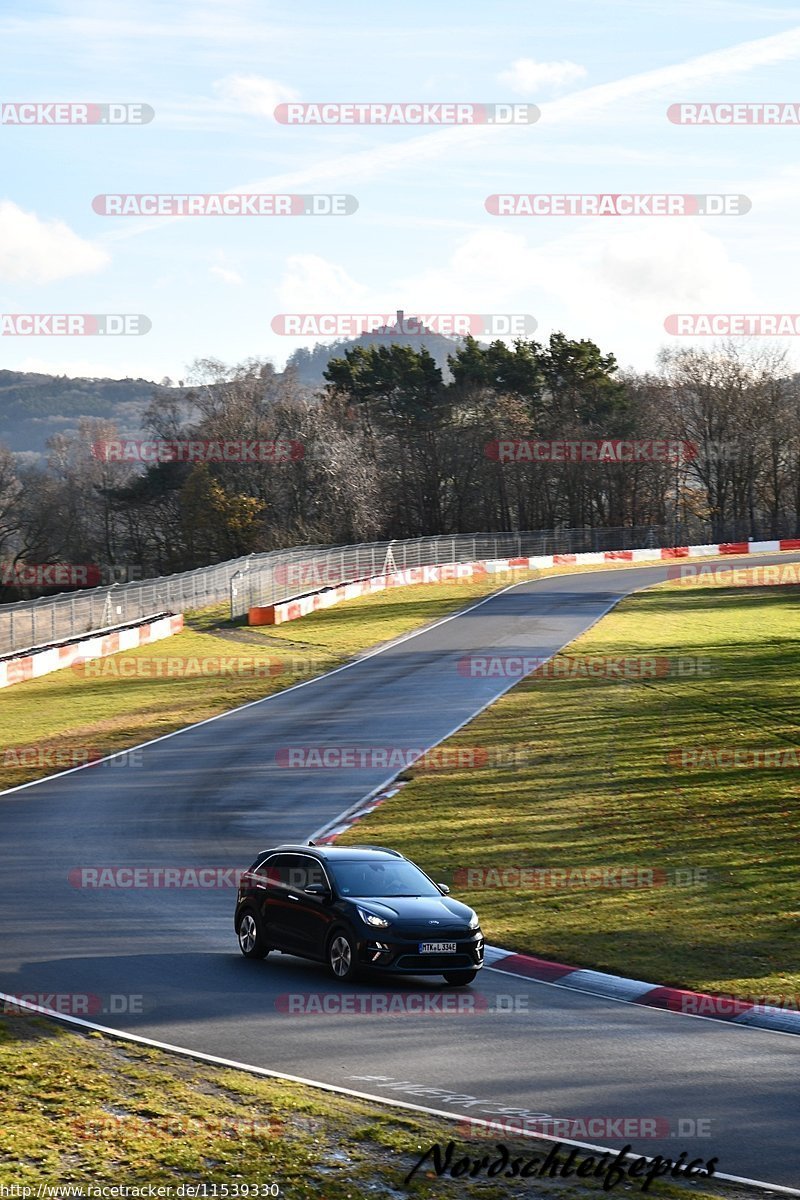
xmin=0 ymin=336 xmax=798 ymax=596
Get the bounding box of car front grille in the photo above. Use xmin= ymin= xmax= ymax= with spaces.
xmin=394 ymin=953 xmax=475 ymax=970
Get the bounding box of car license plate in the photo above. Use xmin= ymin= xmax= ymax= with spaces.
xmin=419 ymin=941 xmax=457 ymax=954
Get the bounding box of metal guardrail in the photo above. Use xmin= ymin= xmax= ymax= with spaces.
xmin=0 ymin=521 xmax=753 ymax=657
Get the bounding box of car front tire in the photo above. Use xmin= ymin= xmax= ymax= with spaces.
xmin=237 ymin=909 xmax=269 ymax=960
xmin=328 ymin=929 xmax=359 ymax=981
xmin=442 ymin=969 xmax=478 ymax=986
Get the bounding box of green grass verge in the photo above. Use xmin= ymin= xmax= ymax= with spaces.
xmin=337 ymin=580 xmax=800 ymax=1000
xmin=0 ymin=1016 xmax=746 ymax=1198
xmin=0 ymin=576 xmax=530 ymax=794
xmin=0 ymin=558 xmax=692 ymax=796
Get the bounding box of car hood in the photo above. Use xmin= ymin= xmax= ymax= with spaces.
xmin=351 ymin=895 xmax=476 ymax=925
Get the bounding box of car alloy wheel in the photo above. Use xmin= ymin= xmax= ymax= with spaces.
xmin=237 ymin=910 xmax=268 ymax=959
xmin=329 ymin=931 xmax=358 ymax=980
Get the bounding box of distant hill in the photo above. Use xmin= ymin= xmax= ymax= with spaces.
xmin=0 ymin=371 xmax=172 ymax=458
xmin=0 ymin=315 xmax=470 ymax=457
xmin=285 ymin=311 xmax=466 ymax=385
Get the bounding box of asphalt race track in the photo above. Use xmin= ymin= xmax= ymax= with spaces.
xmin=1 ymin=557 xmax=798 ymax=1188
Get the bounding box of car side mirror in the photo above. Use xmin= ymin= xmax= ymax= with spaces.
xmin=305 ymin=884 xmax=331 ymax=898
xmin=437 ymin=883 xmax=450 ymax=895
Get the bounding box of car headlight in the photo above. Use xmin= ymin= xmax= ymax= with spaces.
xmin=469 ymin=913 xmax=480 ymax=930
xmin=357 ymin=906 xmax=390 ymax=928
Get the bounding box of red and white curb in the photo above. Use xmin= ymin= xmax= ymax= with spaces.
xmin=484 ymin=948 xmax=800 ymax=1035
xmin=316 ymin=785 xmax=800 ymax=1037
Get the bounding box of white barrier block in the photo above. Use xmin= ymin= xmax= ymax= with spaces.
xmin=30 ymin=648 xmax=59 ymax=678
xmin=119 ymin=627 xmax=140 ymax=651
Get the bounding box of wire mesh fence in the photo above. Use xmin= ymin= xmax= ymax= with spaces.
xmin=0 ymin=520 xmax=771 ymax=657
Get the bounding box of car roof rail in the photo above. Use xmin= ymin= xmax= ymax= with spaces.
xmin=350 ymin=844 xmax=404 ymax=858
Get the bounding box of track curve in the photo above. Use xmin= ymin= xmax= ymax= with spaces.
xmin=1 ymin=557 xmax=798 ymax=1187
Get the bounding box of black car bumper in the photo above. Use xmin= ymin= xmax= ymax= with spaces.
xmin=357 ymin=931 xmax=484 ymax=974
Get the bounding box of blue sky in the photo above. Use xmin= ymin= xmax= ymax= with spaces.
xmin=2 ymin=0 xmax=800 ymax=381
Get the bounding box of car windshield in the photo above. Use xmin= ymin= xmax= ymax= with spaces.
xmin=329 ymin=859 xmax=441 ymax=898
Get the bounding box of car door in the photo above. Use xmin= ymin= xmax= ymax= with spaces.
xmin=255 ymin=853 xmax=303 ymax=951
xmin=285 ymin=854 xmax=336 ymax=959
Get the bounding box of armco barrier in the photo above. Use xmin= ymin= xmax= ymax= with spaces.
xmin=0 ymin=613 xmax=184 ymax=691
xmin=250 ymin=563 xmax=478 ymax=625
xmin=248 ymin=539 xmax=793 ymax=626
xmin=0 ymin=525 xmax=686 ymax=657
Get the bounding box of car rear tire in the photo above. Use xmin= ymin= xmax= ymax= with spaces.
xmin=442 ymin=969 xmax=478 ymax=986
xmin=237 ymin=910 xmax=269 ymax=960
xmin=328 ymin=930 xmax=359 ymax=981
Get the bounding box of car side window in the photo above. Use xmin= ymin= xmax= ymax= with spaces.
xmin=253 ymin=853 xmax=329 ymax=892
xmin=284 ymin=855 xmax=329 ymax=893
xmin=256 ymin=854 xmax=293 ymax=889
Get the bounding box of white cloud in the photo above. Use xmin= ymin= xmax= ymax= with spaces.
xmin=213 ymin=73 xmax=299 ymax=117
xmin=277 ymin=255 xmax=372 ymax=312
xmin=401 ymin=224 xmax=748 ymax=309
xmin=499 ymin=58 xmax=587 ymax=95
xmin=0 ymin=201 xmax=109 ymax=284
xmin=210 ymin=265 xmax=244 ymax=285
xmin=535 ymin=223 xmax=752 ymax=313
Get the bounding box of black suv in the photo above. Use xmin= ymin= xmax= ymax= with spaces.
xmin=234 ymin=844 xmax=483 ymax=985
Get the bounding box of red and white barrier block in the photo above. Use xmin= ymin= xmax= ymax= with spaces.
xmin=0 ymin=613 xmax=184 ymax=691
xmin=249 ymin=539 xmax=800 ymax=626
